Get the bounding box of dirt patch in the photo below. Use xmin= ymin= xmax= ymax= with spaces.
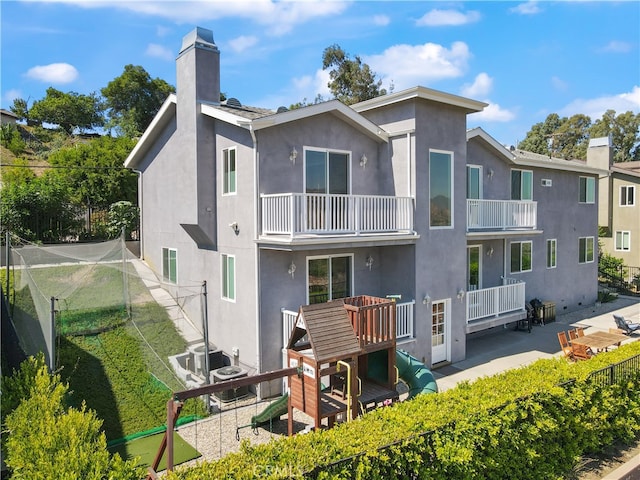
xmin=573 ymin=438 xmax=640 ymax=479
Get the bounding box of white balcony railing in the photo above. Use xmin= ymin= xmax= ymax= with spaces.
xmin=262 ymin=193 xmax=414 ymax=237
xmin=467 ymin=199 xmax=537 ymax=230
xmin=466 ymin=282 xmax=526 ymax=323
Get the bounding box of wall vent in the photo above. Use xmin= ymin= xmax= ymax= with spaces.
xmin=541 ymin=179 xmax=552 ymax=187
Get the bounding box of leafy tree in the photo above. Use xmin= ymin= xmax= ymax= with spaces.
xmin=106 ymin=200 xmax=139 ymax=240
xmin=9 ymin=98 xmax=30 ymax=124
xmin=322 ymin=44 xmax=387 ymax=105
xmin=29 ymin=87 xmax=105 ymax=134
xmin=102 ymin=65 xmax=175 ymax=137
xmin=517 ymin=113 xmax=563 ymax=156
xmin=0 ymin=123 xmax=26 ymax=155
xmin=552 ymin=113 xmax=591 ymax=160
xmin=0 ymin=176 xmax=82 ymax=242
xmin=4 ymin=355 xmax=141 ymax=479
xmin=0 ymin=159 xmax=37 ymax=186
xmin=589 ymin=109 xmax=640 ymax=162
xmin=46 ymin=136 xmax=138 ymax=208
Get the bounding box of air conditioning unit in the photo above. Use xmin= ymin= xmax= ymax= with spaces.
xmin=212 ymin=366 xmax=249 ymax=402
xmin=187 ymin=344 xmax=223 ymax=377
xmin=541 ymin=179 xmax=552 ymax=187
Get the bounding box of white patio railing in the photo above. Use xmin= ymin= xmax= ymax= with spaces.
xmin=466 ymin=282 xmax=526 ymax=322
xmin=395 ymin=300 xmax=414 ymax=340
xmin=467 ymin=199 xmax=537 ymax=230
xmin=262 ymin=193 xmax=414 ymax=236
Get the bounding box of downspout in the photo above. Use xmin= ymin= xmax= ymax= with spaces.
xmin=133 ymin=169 xmax=144 ymax=260
xmin=249 ymin=125 xmax=262 ymax=392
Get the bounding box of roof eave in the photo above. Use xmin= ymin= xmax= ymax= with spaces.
xmin=467 ymin=127 xmax=515 ymax=162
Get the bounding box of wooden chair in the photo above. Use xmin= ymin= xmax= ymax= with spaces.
xmin=576 ymin=327 xmax=585 ymax=337
xmin=557 ymin=332 xmax=574 ymax=360
xmin=568 ymin=329 xmax=578 ymax=341
xmin=572 ymin=343 xmax=593 ymax=361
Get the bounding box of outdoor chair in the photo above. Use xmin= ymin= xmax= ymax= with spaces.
xmin=608 ymin=328 xmax=624 ymax=348
xmin=572 ymin=343 xmax=593 ymax=361
xmin=568 ymin=329 xmax=578 ymax=341
xmin=557 ymin=332 xmax=574 ymax=360
xmin=613 ymin=315 xmax=640 ymax=335
xmin=576 ymin=327 xmax=585 ymax=337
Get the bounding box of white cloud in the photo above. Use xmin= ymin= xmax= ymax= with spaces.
xmin=3 ymin=89 xmax=22 ymax=105
xmin=373 ymin=14 xmax=390 ymax=26
xmin=470 ymin=102 xmax=516 ymax=122
xmin=156 ymin=26 xmax=171 ymax=38
xmin=551 ymin=76 xmax=569 ymax=92
xmin=146 ymin=43 xmax=174 ymax=61
xmin=416 ymin=9 xmax=481 ymax=27
xmin=461 ymin=73 xmax=493 ymax=98
xmin=258 ymin=68 xmax=331 ymax=109
xmin=25 ymin=63 xmax=78 ymax=83
xmin=365 ymin=42 xmax=471 ymax=91
xmin=559 ymin=86 xmax=640 ymax=118
xmin=597 ymin=41 xmax=632 ymax=53
xmin=509 ymin=2 xmax=542 ymax=15
xmin=62 ymin=0 xmax=348 ymax=37
xmin=228 ymin=35 xmax=258 ymax=53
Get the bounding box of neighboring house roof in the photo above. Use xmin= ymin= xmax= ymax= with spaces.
xmin=0 ymin=109 xmax=19 ymax=123
xmin=467 ymin=126 xmax=607 ymax=176
xmin=611 ymin=161 xmax=640 ymax=178
xmin=352 ymin=85 xmax=487 ymax=114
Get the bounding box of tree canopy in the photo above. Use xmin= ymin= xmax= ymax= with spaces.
xmin=518 ymin=110 xmax=640 ymax=162
xmin=28 ymin=87 xmax=105 ymax=135
xmin=322 ymin=44 xmax=388 ymax=105
xmin=102 ymin=64 xmax=175 ymax=137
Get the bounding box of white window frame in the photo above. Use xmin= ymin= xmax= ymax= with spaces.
xmin=222 ymin=147 xmax=237 ymax=195
xmin=511 ymin=169 xmax=533 ymax=201
xmin=429 ymin=149 xmax=454 ymax=229
xmin=466 ymin=164 xmax=483 ymax=200
xmin=306 ymin=254 xmax=354 ymax=304
xmin=578 ymin=237 xmax=595 ymax=264
xmin=303 ymin=146 xmax=352 ymax=194
xmin=615 ymin=231 xmax=631 ymax=251
xmin=620 ymin=185 xmax=635 ymax=207
xmin=162 ymin=247 xmax=177 ymax=284
xmin=546 ymin=239 xmax=557 ymax=269
xmin=579 ymin=176 xmax=595 ymax=204
xmin=510 ymin=240 xmax=532 ymax=274
xmin=221 ymin=253 xmax=236 ymax=302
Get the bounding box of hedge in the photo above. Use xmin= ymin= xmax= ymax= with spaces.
xmin=167 ymin=341 xmax=640 ymax=479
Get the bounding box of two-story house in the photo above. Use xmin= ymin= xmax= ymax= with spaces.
xmin=124 ymin=27 xmax=605 ymax=385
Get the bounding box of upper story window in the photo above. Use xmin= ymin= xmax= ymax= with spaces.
xmin=510 ymin=240 xmax=532 ymax=274
xmin=162 ymin=247 xmax=177 ymax=284
xmin=466 ymin=165 xmax=482 ymax=200
xmin=579 ymin=176 xmax=595 ymax=204
xmin=620 ymin=185 xmax=635 ymax=206
xmin=578 ymin=237 xmax=595 ymax=264
xmin=430 ymin=150 xmax=453 ymax=228
xmin=307 ymin=254 xmax=352 ymax=304
xmin=511 ymin=169 xmax=533 ymax=201
xmin=223 ymin=147 xmax=237 ymax=195
xmin=615 ymin=231 xmax=630 ymax=251
xmin=305 ymin=148 xmax=350 ymax=195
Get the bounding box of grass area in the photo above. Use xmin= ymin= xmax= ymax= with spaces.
xmin=108 ymin=431 xmax=201 ymax=471
xmin=4 ymin=262 xmax=209 ymax=442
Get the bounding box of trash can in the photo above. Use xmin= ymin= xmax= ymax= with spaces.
xmin=540 ymin=301 xmax=556 ymax=323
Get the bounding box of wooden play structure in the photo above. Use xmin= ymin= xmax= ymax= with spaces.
xmin=286 ymin=295 xmax=399 ymax=435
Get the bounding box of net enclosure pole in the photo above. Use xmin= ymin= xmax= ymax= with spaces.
xmin=5 ymin=231 xmax=9 ymax=305
xmin=202 ymin=280 xmax=210 ymax=384
xmin=50 ymin=297 xmax=56 ymax=370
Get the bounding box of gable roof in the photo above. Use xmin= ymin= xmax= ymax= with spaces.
xmin=467 ymin=127 xmax=608 ymax=176
xmin=352 ymin=86 xmax=487 ymax=114
xmin=611 ymin=161 xmax=640 ymax=179
xmin=288 ymin=301 xmax=361 ymax=363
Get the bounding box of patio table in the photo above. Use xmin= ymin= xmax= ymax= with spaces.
xmin=569 ymin=331 xmax=628 ymax=352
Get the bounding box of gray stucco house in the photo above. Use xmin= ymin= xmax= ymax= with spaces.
xmin=124 ymin=27 xmax=605 ymax=383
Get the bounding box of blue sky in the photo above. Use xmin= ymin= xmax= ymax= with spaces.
xmin=1 ymin=1 xmax=639 ymax=146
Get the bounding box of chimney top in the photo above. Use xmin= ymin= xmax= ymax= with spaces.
xmin=588 ymin=135 xmax=612 ymax=148
xmin=180 ymin=27 xmax=218 ymax=55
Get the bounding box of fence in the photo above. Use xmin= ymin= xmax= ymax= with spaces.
xmin=598 ymin=264 xmax=640 ymax=296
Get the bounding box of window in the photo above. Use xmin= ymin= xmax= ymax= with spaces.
xmin=223 ymin=147 xmax=236 ymax=194
xmin=466 ymin=165 xmax=482 ymax=200
xmin=578 ymin=237 xmax=594 ymax=263
xmin=162 ymin=248 xmax=177 ymax=284
xmin=546 ymin=239 xmax=557 ymax=269
xmin=222 ymin=254 xmax=235 ymax=301
xmin=615 ymin=231 xmax=630 ymax=251
xmin=307 ymin=255 xmax=352 ymax=304
xmin=620 ymin=185 xmax=635 ymax=206
xmin=510 ymin=241 xmax=532 ymax=273
xmin=579 ymin=176 xmax=595 ymax=204
xmin=511 ymin=169 xmax=533 ymax=201
xmin=430 ymin=150 xmax=453 ymax=227
xmin=305 ymin=149 xmax=349 ymax=194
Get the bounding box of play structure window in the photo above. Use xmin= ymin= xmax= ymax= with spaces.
xmin=307 ymin=255 xmax=352 ymax=304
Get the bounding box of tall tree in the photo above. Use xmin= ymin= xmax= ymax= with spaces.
xmin=552 ymin=113 xmax=591 ymax=160
xmin=589 ymin=109 xmax=640 ymax=162
xmin=322 ymin=44 xmax=387 ymax=105
xmin=28 ymin=87 xmax=105 ymax=134
xmin=9 ymin=98 xmax=30 ymax=123
xmin=518 ymin=113 xmax=564 ymax=156
xmin=102 ymin=65 xmax=175 ymax=137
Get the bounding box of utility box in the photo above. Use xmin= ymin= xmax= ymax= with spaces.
xmin=539 ymin=301 xmax=556 ymax=323
xmin=212 ymin=366 xmax=248 ymax=402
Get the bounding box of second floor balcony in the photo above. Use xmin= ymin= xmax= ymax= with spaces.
xmin=467 ymin=199 xmax=537 ymax=231
xmin=261 ymin=193 xmax=414 ymax=238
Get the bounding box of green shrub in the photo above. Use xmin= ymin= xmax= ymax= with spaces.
xmin=167 ymin=342 xmax=640 ymax=480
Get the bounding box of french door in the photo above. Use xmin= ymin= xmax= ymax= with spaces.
xmin=431 ymin=299 xmax=450 ymax=364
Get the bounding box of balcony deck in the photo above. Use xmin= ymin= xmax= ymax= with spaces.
xmin=465 ymin=282 xmax=527 ymax=334
xmin=466 ymin=199 xmax=537 ymax=232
